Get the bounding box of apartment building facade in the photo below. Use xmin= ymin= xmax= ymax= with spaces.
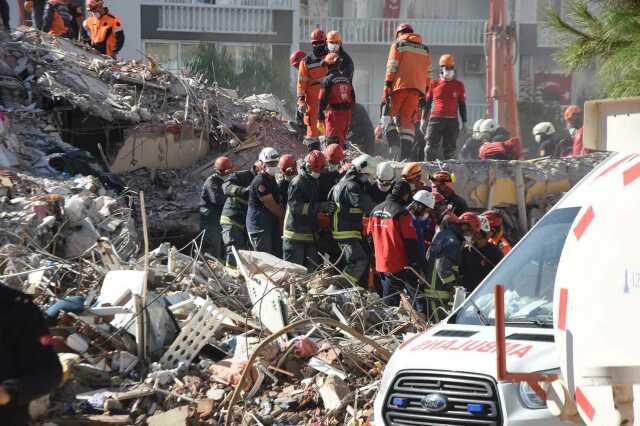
xmin=101 ymin=0 xmax=582 ymax=124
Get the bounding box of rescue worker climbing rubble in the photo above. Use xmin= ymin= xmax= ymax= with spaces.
xmin=200 ymin=156 xmax=233 ymax=261
xmin=368 ymin=181 xmax=427 ymax=311
xmin=319 ymin=52 xmax=356 ymax=149
xmin=429 ymin=171 xmax=468 ymax=215
xmin=221 ymin=164 xmax=257 ymax=267
xmin=478 ymin=120 xmax=523 ymax=160
xmin=83 ymin=0 xmax=124 ymax=59
xmin=424 ymin=211 xmax=480 ymax=320
xmin=298 ymin=28 xmax=329 ymax=151
xmin=0 ymin=281 xmax=62 ymax=426
xmin=247 ymin=147 xmax=285 ymax=256
xmin=424 ymin=54 xmax=468 ymax=161
xmin=383 ymin=23 xmax=431 ymax=160
xmin=283 ymin=150 xmax=333 ymax=269
xmin=330 ymin=154 xmax=376 ymax=286
xmin=42 ymin=0 xmax=74 ymax=38
xmin=326 ymin=30 xmax=354 ymax=81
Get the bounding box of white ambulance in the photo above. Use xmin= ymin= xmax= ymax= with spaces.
xmin=373 ymin=99 xmax=640 ymax=425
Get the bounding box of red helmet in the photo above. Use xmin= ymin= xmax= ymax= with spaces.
xmin=458 ymin=212 xmax=481 ymax=233
xmin=279 ymin=154 xmax=296 ymax=175
xmin=214 ymin=156 xmax=233 ymax=174
xmin=311 ymin=28 xmax=327 ymax=44
xmin=431 ymin=171 xmax=453 ymax=183
xmin=563 ymin=105 xmax=582 ymax=122
xmin=482 ymin=210 xmax=504 ymax=229
xmin=289 ymin=50 xmax=306 ymax=68
xmin=305 ymin=150 xmax=327 ymax=173
xmin=395 ymin=23 xmax=414 ymax=36
xmin=323 ymin=143 xmax=344 ymax=165
xmin=87 ymin=0 xmax=103 ymax=11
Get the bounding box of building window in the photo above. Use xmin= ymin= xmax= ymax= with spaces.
xmin=144 ymin=41 xmax=215 ymax=72
xmin=218 ymin=44 xmax=272 ymax=73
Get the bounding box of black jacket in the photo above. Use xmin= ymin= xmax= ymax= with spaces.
xmin=330 ymin=170 xmax=374 ymax=241
xmin=318 ymin=170 xmax=342 ymax=202
xmin=338 ymin=48 xmax=354 ymax=81
xmin=221 ymin=169 xmax=255 ymax=230
xmin=200 ymin=174 xmax=226 ymax=215
xmin=284 ymin=167 xmax=322 ymax=242
xmin=0 ymin=285 xmax=62 ymax=426
xmin=444 ymin=191 xmax=468 ymax=216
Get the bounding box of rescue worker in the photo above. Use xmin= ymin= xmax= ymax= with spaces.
xmin=318 ymin=53 xmax=355 ymax=148
xmin=369 ymin=161 xmax=395 ymax=204
xmin=429 ymin=171 xmax=468 ymax=216
xmin=290 ymin=50 xmax=307 ymax=130
xmin=532 ymin=122 xmax=571 ymax=158
xmin=42 ymin=0 xmax=74 ymax=38
xmin=424 ymin=212 xmax=480 ymax=320
xmin=200 ymin=156 xmax=233 ymax=261
xmin=368 ymin=181 xmax=427 ymax=310
xmin=401 ymin=162 xmax=425 ymax=195
xmin=478 ymin=135 xmax=523 ymax=160
xmin=277 ymin=154 xmax=297 ymax=206
xmin=383 ymin=23 xmax=431 ymax=160
xmin=326 ymin=30 xmax=354 ymax=81
xmin=0 ymin=281 xmax=63 ymax=426
xmin=564 ymin=105 xmax=585 ymax=156
xmin=460 ymin=215 xmax=504 ymax=293
xmin=298 ymin=29 xmax=329 ymax=151
xmin=330 ymin=154 xmax=377 ymax=286
xmin=424 ymin=54 xmax=468 ymax=161
xmin=283 ymin=150 xmax=333 ymax=269
xmin=318 ymin=143 xmax=345 ymax=201
xmin=83 ymin=0 xmax=125 ymax=59
xmin=247 ymin=147 xmax=285 ymax=255
xmin=407 ymin=189 xmax=436 ymax=261
xmin=483 ymin=209 xmax=512 ymax=255
xmin=458 ymin=118 xmax=486 ymax=160
xmin=221 ymin=165 xmax=257 ymax=266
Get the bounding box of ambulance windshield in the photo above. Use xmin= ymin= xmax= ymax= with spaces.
xmin=452 ymin=207 xmax=580 ymax=327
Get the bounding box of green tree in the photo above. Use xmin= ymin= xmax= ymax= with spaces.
xmin=547 ymin=0 xmax=640 ymax=97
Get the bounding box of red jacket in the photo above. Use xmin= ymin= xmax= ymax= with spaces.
xmin=427 ymin=78 xmax=467 ymax=120
xmin=367 ymin=196 xmax=419 ymax=273
xmin=571 ymin=127 xmax=584 ymax=156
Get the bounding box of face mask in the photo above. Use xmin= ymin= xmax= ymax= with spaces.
xmin=534 ymin=134 xmax=543 ymax=144
xmin=568 ymin=127 xmax=577 ymax=137
xmin=313 ymin=44 xmax=328 ymax=58
xmin=265 ymin=166 xmax=279 ymax=176
xmin=464 ymin=235 xmax=473 ymax=244
xmin=310 ymin=171 xmax=321 ymax=179
xmin=328 ymin=43 xmax=340 ymax=53
xmin=377 ymin=182 xmax=392 ymax=192
xmin=442 ymin=69 xmax=455 ymax=80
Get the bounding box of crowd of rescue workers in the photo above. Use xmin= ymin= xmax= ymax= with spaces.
xmin=199 ymin=24 xmax=588 ymax=320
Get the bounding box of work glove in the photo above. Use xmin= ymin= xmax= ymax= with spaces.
xmin=420 ymin=119 xmax=428 ymax=136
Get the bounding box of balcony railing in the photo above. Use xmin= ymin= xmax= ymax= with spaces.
xmin=145 ymin=0 xmax=295 ymax=9
xmin=300 ymin=17 xmax=486 ymax=46
xmin=537 ymin=23 xmax=562 ymax=48
xmin=157 ymin=4 xmax=276 ymax=34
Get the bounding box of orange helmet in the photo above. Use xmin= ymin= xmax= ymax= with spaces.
xmin=323 ymin=52 xmax=340 ymax=66
xmin=439 ymin=54 xmax=455 ymax=67
xmin=327 ymin=31 xmax=342 ymax=44
xmin=213 ymin=156 xmax=233 ymax=174
xmin=289 ymin=50 xmax=306 ymax=68
xmin=311 ymin=28 xmax=326 ymax=44
xmin=24 ymin=0 xmax=33 ymax=13
xmin=458 ymin=212 xmax=481 ymax=233
xmin=431 ymin=171 xmax=453 ymax=183
xmin=279 ymin=154 xmax=297 ymax=175
xmin=324 ymin=143 xmax=344 ymax=165
xmin=402 ymin=162 xmax=422 ymax=182
xmin=563 ymin=105 xmax=583 ymax=122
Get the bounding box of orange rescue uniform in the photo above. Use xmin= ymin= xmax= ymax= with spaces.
xmin=83 ymin=9 xmax=125 ymax=58
xmin=385 ymin=32 xmax=431 ymax=146
xmin=297 ymin=55 xmax=328 ymax=138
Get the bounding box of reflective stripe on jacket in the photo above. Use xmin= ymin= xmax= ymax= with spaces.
xmin=221 ymin=169 xmax=255 ymax=230
xmin=297 ymin=55 xmax=328 ymax=100
xmin=283 ymin=168 xmax=321 ymax=242
xmin=385 ymin=32 xmax=431 ymax=95
xmin=83 ymin=9 xmax=124 ymax=57
xmin=330 ymin=170 xmax=371 ymax=240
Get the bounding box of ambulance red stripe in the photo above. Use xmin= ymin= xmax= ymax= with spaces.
xmin=575 ymin=387 xmax=595 ymax=421
xmin=573 ymin=206 xmax=594 ymax=241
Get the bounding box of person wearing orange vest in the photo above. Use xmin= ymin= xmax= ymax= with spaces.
xmin=298 ymin=28 xmax=329 ymax=151
xmin=383 ymin=23 xmax=431 ymax=161
xmin=42 ymin=0 xmax=74 ymax=38
xmin=83 ymin=0 xmax=125 ymax=59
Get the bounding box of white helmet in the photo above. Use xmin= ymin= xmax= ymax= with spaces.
xmin=532 ymin=122 xmax=556 ymax=144
xmin=259 ymin=147 xmax=280 ymax=163
xmin=352 ymin=154 xmax=377 ymax=176
xmin=376 ymin=161 xmax=395 ymax=183
xmin=472 ymin=119 xmax=485 ymax=138
xmin=412 ymin=190 xmax=435 ymax=209
xmin=479 ymin=215 xmax=491 ymax=233
xmin=479 ymin=118 xmax=498 ymax=134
